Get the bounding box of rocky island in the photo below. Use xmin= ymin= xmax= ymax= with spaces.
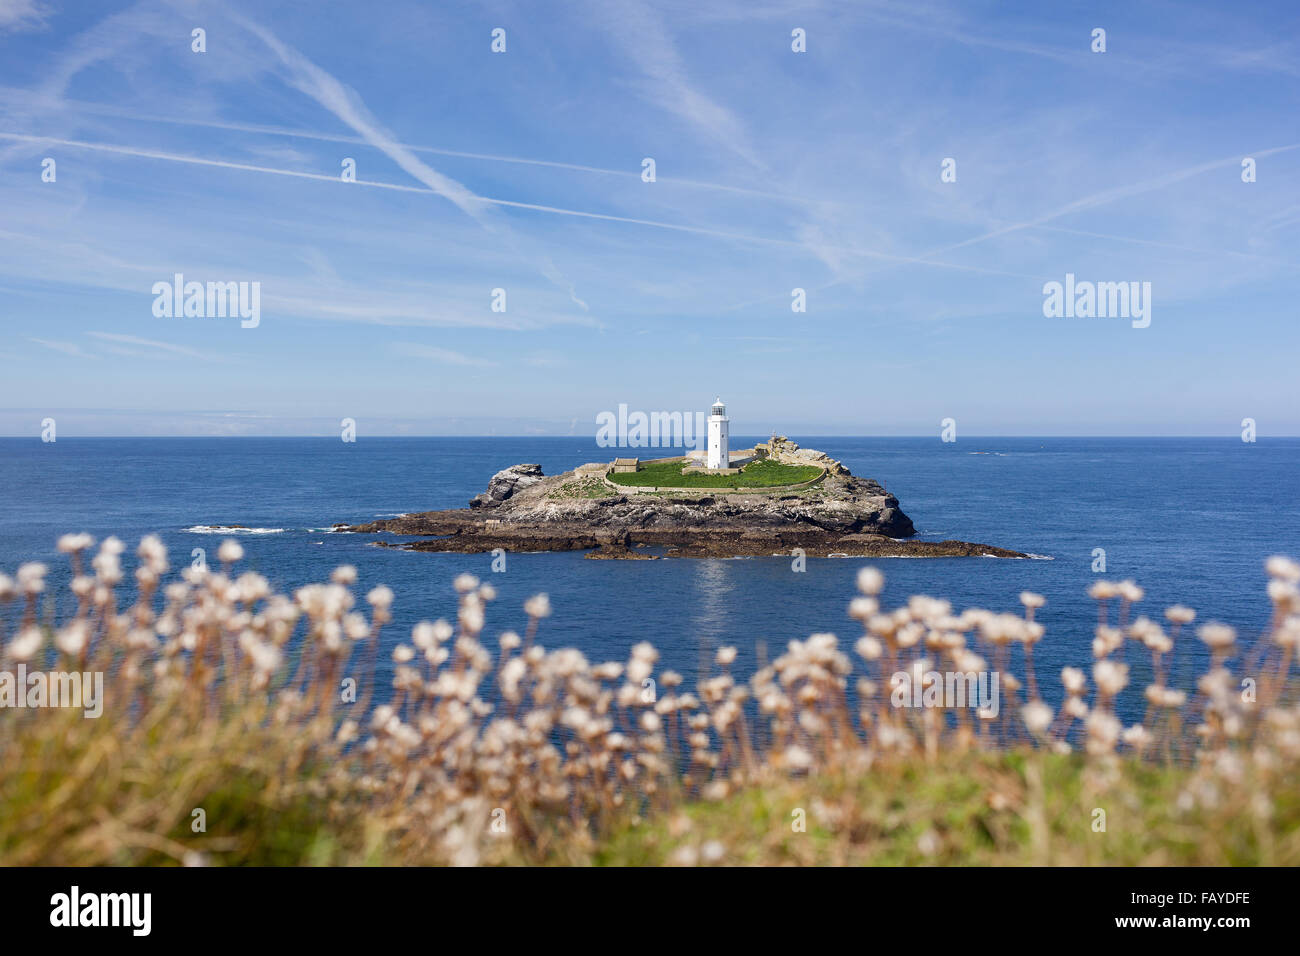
xmin=336 ymin=434 xmax=1026 ymax=560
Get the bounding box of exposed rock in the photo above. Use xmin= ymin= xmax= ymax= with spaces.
xmin=341 ymin=449 xmax=1026 ymax=559
xmin=469 ymin=463 xmax=544 ymax=509
xmin=585 ymin=545 xmax=660 ymax=560
xmin=761 ymin=436 xmax=852 ymax=477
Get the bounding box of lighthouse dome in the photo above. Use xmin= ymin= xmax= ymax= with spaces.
xmin=711 ymin=398 xmax=726 ymax=417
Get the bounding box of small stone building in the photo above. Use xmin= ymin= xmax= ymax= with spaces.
xmin=612 ymin=457 xmax=639 ymax=473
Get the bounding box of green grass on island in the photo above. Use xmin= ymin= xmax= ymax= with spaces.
xmin=606 ymin=457 xmax=823 ymax=489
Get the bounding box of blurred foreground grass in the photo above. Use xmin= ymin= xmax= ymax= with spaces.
xmin=2 ymin=536 xmax=1297 ymax=866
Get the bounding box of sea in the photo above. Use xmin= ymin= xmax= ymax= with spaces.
xmin=2 ymin=436 xmax=1296 ymax=716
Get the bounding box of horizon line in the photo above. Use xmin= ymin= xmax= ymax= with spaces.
xmin=2 ymin=434 xmax=1296 ymax=441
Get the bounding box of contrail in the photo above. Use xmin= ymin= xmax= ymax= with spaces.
xmin=233 ymin=15 xmax=491 ymax=226
xmin=924 ymin=142 xmax=1300 ymax=258
xmin=0 ymin=132 xmax=1043 ymax=280
xmin=1033 ymin=224 xmax=1298 ymax=268
xmin=0 ymin=131 xmax=429 ymax=189
xmin=803 ymin=140 xmax=1300 ymax=293
xmin=0 ymin=90 xmax=814 ymax=204
xmin=86 ymin=331 xmax=211 ymax=359
xmin=228 ymin=10 xmax=605 ymax=310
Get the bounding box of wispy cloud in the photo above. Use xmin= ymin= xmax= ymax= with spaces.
xmin=231 ymin=11 xmax=593 ymax=308
xmin=0 ymin=92 xmax=813 ymax=203
xmin=2 ymin=0 xmax=1297 ymax=434
xmin=0 ymin=0 xmax=50 ymax=32
xmin=398 ymin=343 xmax=499 ymax=367
xmin=234 ymin=15 xmax=492 ymax=224
xmin=523 ymin=351 xmax=570 ymax=368
xmin=0 ymin=132 xmax=1044 ymax=279
xmin=87 ymin=331 xmax=216 ymax=360
xmin=27 ymin=336 xmax=98 ymax=359
xmin=0 ymin=218 xmax=599 ymax=334
xmin=585 ymin=0 xmax=766 ymax=170
xmin=928 ymin=143 xmax=1300 ymax=259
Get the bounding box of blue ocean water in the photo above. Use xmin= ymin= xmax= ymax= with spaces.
xmin=1 ymin=437 xmax=1296 ymax=712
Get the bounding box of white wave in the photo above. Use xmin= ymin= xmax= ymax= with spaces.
xmin=183 ymin=525 xmax=286 ymax=535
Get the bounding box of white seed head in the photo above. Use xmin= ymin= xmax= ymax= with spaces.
xmin=1022 ymin=700 xmax=1053 ymax=735
xmin=1061 ymin=667 xmax=1087 ymax=695
xmin=1019 ymin=591 xmax=1046 ymax=610
xmin=1197 ymin=623 xmax=1237 ymax=649
xmin=856 ymin=566 xmax=884 ymax=596
xmin=1266 ymin=555 xmax=1300 ymax=582
xmin=217 ymin=539 xmax=244 ymax=564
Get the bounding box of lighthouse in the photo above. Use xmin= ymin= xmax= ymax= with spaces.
xmin=707 ymin=398 xmax=730 ymax=469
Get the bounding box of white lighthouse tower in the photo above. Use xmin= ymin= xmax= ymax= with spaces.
xmin=707 ymin=398 xmax=730 ymax=469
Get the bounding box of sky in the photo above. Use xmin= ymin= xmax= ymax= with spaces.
xmin=0 ymin=0 xmax=1297 ymax=437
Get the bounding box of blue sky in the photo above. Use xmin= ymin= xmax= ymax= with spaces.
xmin=0 ymin=0 xmax=1297 ymax=436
